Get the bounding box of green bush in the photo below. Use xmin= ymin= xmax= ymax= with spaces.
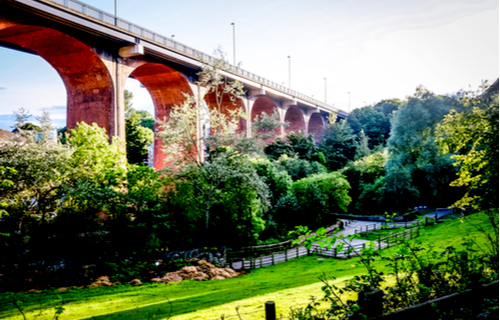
xmin=291 ymin=172 xmax=351 ymax=229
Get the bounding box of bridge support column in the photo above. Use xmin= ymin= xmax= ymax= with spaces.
xmin=100 ymin=57 xmax=131 ymax=146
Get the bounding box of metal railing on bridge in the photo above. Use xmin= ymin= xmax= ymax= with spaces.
xmin=44 ymin=0 xmax=347 ymax=116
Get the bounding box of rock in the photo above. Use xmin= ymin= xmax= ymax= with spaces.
xmin=151 ymin=278 xmax=163 ymax=283
xmin=198 ymin=260 xmax=216 ymax=271
xmin=224 ymin=268 xmax=238 ymax=277
xmin=161 ymin=273 xmax=183 ymax=283
xmin=212 ymin=276 xmax=225 ymax=280
xmin=57 ymin=287 xmax=68 ymax=292
xmin=89 ymin=276 xmax=113 ymax=287
xmin=178 ymin=266 xmax=199 ymax=280
xmin=129 ymin=279 xmax=142 ymax=286
xmin=194 ymin=272 xmax=209 ymax=281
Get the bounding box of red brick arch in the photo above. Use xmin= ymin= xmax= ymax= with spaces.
xmin=284 ymin=105 xmax=305 ymax=135
xmin=308 ymin=113 xmax=325 ymax=143
xmin=251 ymin=96 xmax=281 ymax=141
xmin=204 ymin=86 xmax=246 ymax=134
xmin=0 ymin=21 xmax=114 ymax=134
xmin=129 ymin=63 xmax=194 ymax=169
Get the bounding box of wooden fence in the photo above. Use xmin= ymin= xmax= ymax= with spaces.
xmin=227 ymin=221 xmax=420 ymax=270
xmin=226 ymin=221 xmax=348 ymax=266
xmin=315 ymin=226 xmax=420 ymax=259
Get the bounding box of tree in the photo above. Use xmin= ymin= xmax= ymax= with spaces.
xmin=125 ymin=112 xmax=154 ymax=165
xmin=124 ymin=90 xmax=154 ymax=165
xmin=319 ymin=117 xmax=357 ymax=171
xmin=252 ymin=109 xmax=287 ymax=146
xmin=156 ymin=48 xmax=268 ymax=239
xmin=385 ymin=86 xmax=463 ymax=212
xmin=436 ymin=92 xmax=499 ymax=210
xmin=291 ymin=172 xmax=351 ymax=228
xmin=67 ymin=122 xmax=126 ymax=186
xmin=347 ymin=106 xmax=388 ymax=149
xmin=342 ymin=149 xmax=387 ymax=215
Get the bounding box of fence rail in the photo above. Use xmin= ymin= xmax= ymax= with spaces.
xmin=230 ymin=221 xmax=421 ymax=270
xmin=42 ymin=0 xmax=345 ymax=116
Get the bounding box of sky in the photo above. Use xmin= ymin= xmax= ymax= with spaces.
xmin=0 ymin=0 xmax=498 ymax=130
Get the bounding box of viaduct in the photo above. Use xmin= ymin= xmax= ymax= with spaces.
xmin=0 ymin=0 xmax=348 ymax=169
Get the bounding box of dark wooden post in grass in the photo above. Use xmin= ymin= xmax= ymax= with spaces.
xmin=358 ymin=289 xmax=384 ymax=318
xmin=272 ymin=252 xmax=275 ymax=265
xmin=265 ymin=301 xmax=276 ymax=320
xmin=378 ymin=234 xmax=381 ymax=250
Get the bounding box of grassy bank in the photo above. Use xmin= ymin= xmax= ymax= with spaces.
xmin=0 ymin=212 xmax=495 ymax=320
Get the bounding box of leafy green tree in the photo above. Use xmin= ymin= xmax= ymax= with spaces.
xmin=264 ymin=137 xmax=296 ymax=161
xmin=436 ymin=92 xmax=499 ymax=210
xmin=252 ymin=109 xmax=287 ymax=145
xmin=67 ymin=122 xmax=126 ymax=186
xmin=342 ymin=150 xmax=387 ymax=215
xmin=347 ymin=99 xmax=402 ymax=149
xmin=385 ymin=86 xmax=463 ymax=212
xmin=156 ymin=49 xmax=271 ymax=243
xmin=354 ymin=129 xmax=370 ymax=160
xmin=291 ymin=172 xmax=351 ymax=229
xmin=124 ymin=90 xmax=154 ymax=165
xmin=126 ymin=112 xmax=154 ymax=165
xmin=276 ymin=155 xmax=327 ymax=181
xmin=319 ymin=118 xmax=357 ymax=171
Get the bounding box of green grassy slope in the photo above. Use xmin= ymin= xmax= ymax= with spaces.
xmin=0 ymin=212 xmax=495 ymax=320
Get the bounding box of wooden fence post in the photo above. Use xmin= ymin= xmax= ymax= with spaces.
xmin=334 ymin=247 xmax=337 ymax=258
xmin=265 ymin=301 xmax=276 ymax=320
xmin=378 ymin=234 xmax=381 ymax=250
xmin=285 ymin=249 xmax=288 ymax=262
xmin=272 ymin=252 xmax=275 ymax=265
xmin=260 ymin=256 xmax=263 ymax=268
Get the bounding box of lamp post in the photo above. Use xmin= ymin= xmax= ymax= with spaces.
xmin=348 ymin=91 xmax=351 ymax=112
xmin=231 ymin=23 xmax=236 ymax=66
xmin=114 ymin=0 xmax=117 ymax=26
xmin=324 ymin=77 xmax=327 ymax=103
xmin=287 ymin=56 xmax=291 ymax=89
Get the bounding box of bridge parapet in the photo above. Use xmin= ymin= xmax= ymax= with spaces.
xmin=39 ymin=0 xmax=344 ymax=116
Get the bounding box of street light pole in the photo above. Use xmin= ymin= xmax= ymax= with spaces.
xmin=348 ymin=91 xmax=351 ymax=112
xmin=114 ymin=0 xmax=117 ymax=26
xmin=287 ymin=56 xmax=291 ymax=89
xmin=324 ymin=77 xmax=327 ymax=103
xmin=231 ymin=23 xmax=236 ymax=66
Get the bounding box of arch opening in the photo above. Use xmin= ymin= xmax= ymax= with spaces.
xmin=308 ymin=113 xmax=325 ymax=144
xmin=129 ymin=63 xmax=194 ymax=170
xmin=204 ymin=86 xmax=246 ymax=135
xmin=251 ymin=96 xmax=281 ymax=143
xmin=0 ymin=22 xmax=114 ymax=135
xmin=284 ymin=105 xmax=305 ymax=135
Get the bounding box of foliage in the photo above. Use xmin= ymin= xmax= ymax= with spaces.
xmin=125 ymin=111 xmax=154 ymax=165
xmin=340 ymin=150 xmax=387 ymax=215
xmin=251 ymin=109 xmax=287 ymax=144
xmin=166 ymin=148 xmax=270 ymax=247
xmin=436 ymin=93 xmax=499 ymax=210
xmin=319 ymin=118 xmax=357 ymax=171
xmin=124 ymin=90 xmax=155 ymax=165
xmin=290 ymin=211 xmax=499 ymax=319
xmin=291 ymin=172 xmax=350 ymax=229
xmin=67 ymin=122 xmax=126 ymax=186
xmin=384 ymin=86 xmax=464 ymax=213
xmin=276 ymin=155 xmax=327 ymax=182
xmin=264 ymin=137 xmax=296 ymax=161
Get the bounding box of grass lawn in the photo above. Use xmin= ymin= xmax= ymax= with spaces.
xmin=0 ymin=212 xmax=495 ymax=320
